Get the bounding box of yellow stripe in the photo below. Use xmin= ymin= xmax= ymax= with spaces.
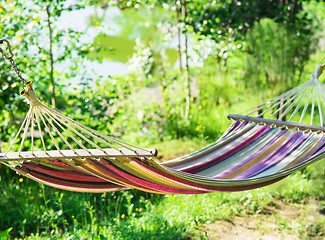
xmin=220 ymin=131 xmax=292 ymax=179
xmin=120 ymin=159 xmax=202 ymax=190
xmin=281 ymin=135 xmax=323 ymax=170
xmin=79 ymin=161 xmax=164 ymax=194
xmin=163 ymin=122 xmax=256 ymax=167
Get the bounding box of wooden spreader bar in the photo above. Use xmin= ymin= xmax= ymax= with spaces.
xmin=228 ymin=114 xmax=325 ymax=132
xmin=0 ymin=148 xmax=158 ymax=162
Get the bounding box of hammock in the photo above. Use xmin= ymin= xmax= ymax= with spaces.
xmin=0 ymin=38 xmax=325 ymax=194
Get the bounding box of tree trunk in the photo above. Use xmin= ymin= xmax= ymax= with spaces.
xmin=290 ymin=0 xmax=298 ymax=25
xmin=182 ymin=0 xmax=190 ymax=119
xmin=175 ymin=5 xmax=182 ymax=78
xmin=46 ymin=4 xmax=56 ymax=108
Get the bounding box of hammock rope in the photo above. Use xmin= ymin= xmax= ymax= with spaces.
xmin=1 ymin=81 xmax=157 ymax=160
xmin=231 ymin=64 xmax=325 ymax=130
xmin=0 ymin=38 xmax=325 ymax=194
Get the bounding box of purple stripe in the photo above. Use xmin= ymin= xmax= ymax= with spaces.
xmin=183 ymin=125 xmax=272 ymax=173
xmin=309 ymin=138 xmax=325 ymax=157
xmin=124 ymin=158 xmax=289 ymax=192
xmin=280 ymin=136 xmax=325 ymax=167
xmin=214 ymin=129 xmax=287 ymax=178
xmin=236 ymin=131 xmax=309 ymax=179
xmin=219 ymin=121 xmax=247 ymax=140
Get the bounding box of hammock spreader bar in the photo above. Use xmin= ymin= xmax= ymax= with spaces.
xmin=0 ymin=148 xmax=158 ymax=162
xmin=227 ymin=114 xmax=325 ymax=132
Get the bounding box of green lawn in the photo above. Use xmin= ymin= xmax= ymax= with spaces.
xmin=0 ymin=139 xmax=324 ymax=239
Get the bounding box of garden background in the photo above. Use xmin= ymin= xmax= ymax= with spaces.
xmin=0 ymin=0 xmax=324 ymax=239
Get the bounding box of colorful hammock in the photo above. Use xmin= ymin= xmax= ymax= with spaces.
xmin=0 ymin=38 xmax=325 ymax=194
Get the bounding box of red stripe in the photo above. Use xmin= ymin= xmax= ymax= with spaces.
xmin=22 ymin=162 xmax=105 ymax=182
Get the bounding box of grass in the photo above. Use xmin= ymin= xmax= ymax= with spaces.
xmin=0 ymin=138 xmax=324 ymax=239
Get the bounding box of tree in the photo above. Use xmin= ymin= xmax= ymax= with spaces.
xmin=184 ymin=0 xmax=313 ymax=62
xmin=0 ymin=0 xmax=90 ymax=151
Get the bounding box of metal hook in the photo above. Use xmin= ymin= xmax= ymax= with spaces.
xmin=0 ymin=38 xmax=13 ymax=60
xmin=0 ymin=38 xmax=26 ymax=87
xmin=321 ymin=64 xmax=325 ymax=74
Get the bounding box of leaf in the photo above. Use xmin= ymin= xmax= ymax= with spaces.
xmin=0 ymin=227 xmax=12 ymax=239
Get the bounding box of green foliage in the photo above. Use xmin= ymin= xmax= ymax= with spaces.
xmin=0 ymin=0 xmax=92 ymax=152
xmin=0 ymin=160 xmax=323 ymax=239
xmin=187 ymin=0 xmax=311 ymax=42
xmin=244 ymin=18 xmax=319 ymax=91
xmin=88 ymin=34 xmax=136 ymax=63
xmin=0 ymin=228 xmax=12 ymax=239
xmin=0 ymin=0 xmax=324 ymax=239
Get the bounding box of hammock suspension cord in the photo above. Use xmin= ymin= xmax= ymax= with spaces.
xmin=0 ymin=39 xmax=156 ymax=162
xmin=3 ymin=82 xmax=156 ymax=159
xmin=230 ymin=64 xmax=325 ymax=131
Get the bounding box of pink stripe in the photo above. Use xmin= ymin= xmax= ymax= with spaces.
xmin=22 ymin=162 xmax=105 ymax=182
xmin=97 ymin=159 xmax=209 ymax=194
xmin=26 ymin=172 xmax=124 ymax=190
xmin=183 ymin=125 xmax=271 ymax=173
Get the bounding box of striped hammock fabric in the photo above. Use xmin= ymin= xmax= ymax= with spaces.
xmin=1 ymin=64 xmax=325 ymax=194
xmin=14 ymin=120 xmax=325 ymax=193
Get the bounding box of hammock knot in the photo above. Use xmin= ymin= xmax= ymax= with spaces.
xmin=313 ymin=64 xmax=324 ymax=79
xmin=21 ymin=81 xmax=41 ymax=106
xmin=14 ymin=165 xmax=29 ymax=176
